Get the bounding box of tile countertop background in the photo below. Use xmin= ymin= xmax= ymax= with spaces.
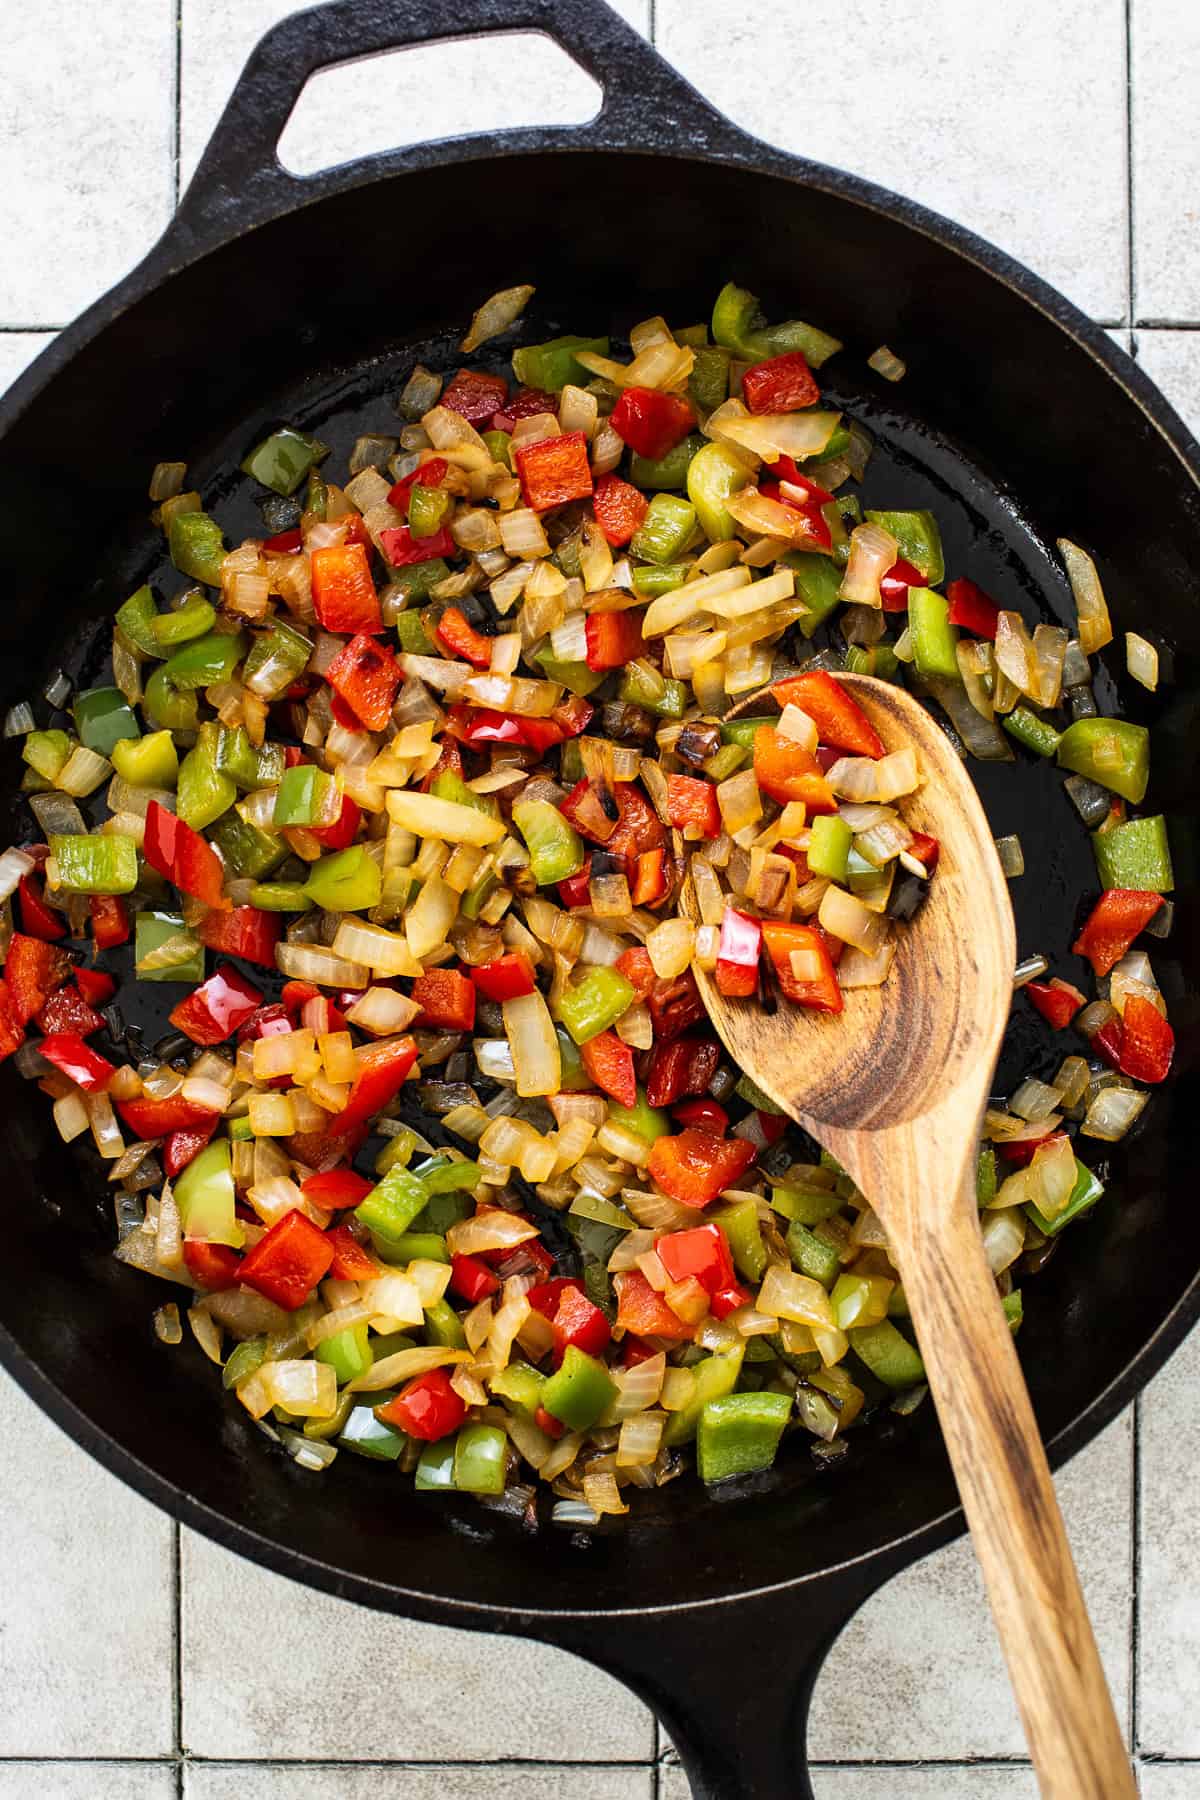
xmin=0 ymin=2 xmax=1197 ymax=1795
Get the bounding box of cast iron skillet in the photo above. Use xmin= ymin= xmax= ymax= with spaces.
xmin=0 ymin=2 xmax=1197 ymax=1792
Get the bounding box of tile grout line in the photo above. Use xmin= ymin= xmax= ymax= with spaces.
xmin=172 ymin=1519 xmax=184 ymax=1797
xmin=1124 ymin=0 xmax=1135 ymax=331
xmin=1131 ymin=1393 xmax=1142 ymax=1759
xmin=172 ymin=0 xmax=183 ymax=211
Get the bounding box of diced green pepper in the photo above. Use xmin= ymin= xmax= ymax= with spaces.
xmin=787 ymin=1221 xmax=841 ymax=1288
xmin=452 ymin=1423 xmax=507 ymax=1494
xmin=414 ymin=1436 xmax=458 ymax=1490
xmin=163 ymin=631 xmax=245 ymax=692
xmin=1026 ymin=1158 xmax=1104 ymax=1237
xmin=274 ymin=764 xmax=335 ymax=828
xmin=481 ymin=429 xmax=512 ymax=468
xmin=512 ymin=799 xmax=584 ymax=886
xmin=715 ymin=1197 xmax=767 ymax=1283
xmin=339 ymin=1398 xmax=407 ymax=1460
xmin=908 ymin=588 xmax=960 ymax=682
xmin=241 ymin=621 xmax=312 ymax=701
xmin=177 ymin=725 xmax=236 ymax=831
xmin=606 ymin=1089 xmax=670 ymax=1142
xmin=663 ymin=1347 xmax=745 ymax=1447
xmin=864 ymin=510 xmax=944 ymax=585
xmin=1002 ymin=705 xmax=1062 ymax=757
xmin=631 ymin=563 xmax=689 ymax=597
xmin=424 ymin=1298 xmax=468 ymax=1349
xmin=688 ymin=347 xmax=733 ymax=417
xmin=490 ymin=1361 xmax=546 ymax=1417
xmin=210 ymin=813 xmax=287 ymax=880
xmin=73 ymin=687 xmax=140 ymax=756
xmin=687 ymin=442 xmax=750 ymax=543
xmin=303 ymin=844 xmax=382 ymax=912
xmin=355 ymin=1165 xmax=428 ymax=1240
xmin=710 ymin=281 xmax=841 ymax=367
xmin=169 ymin=511 xmax=226 ymax=586
xmin=429 ymin=771 xmax=500 ymax=821
xmin=134 ymin=910 xmax=205 ymax=982
xmin=389 ymin=560 xmax=449 ymax=608
xmin=807 ymin=813 xmax=852 ymax=882
xmin=557 ymin=966 xmax=635 ymax=1045
xmin=246 ymin=882 xmax=310 ymax=913
xmin=1002 ymin=1290 xmax=1024 ymax=1335
xmin=786 ymin=553 xmax=844 ymax=638
xmin=394 ymin=610 xmax=436 ymax=655
xmin=459 ymin=865 xmax=498 ymax=921
xmin=315 ymin=1323 xmax=373 ymax=1386
xmin=848 ymin=1319 xmax=925 ymax=1388
xmin=1091 ymin=814 xmax=1173 ymax=892
xmin=629 ymin=434 xmax=706 ymax=492
xmin=977 ymin=1145 xmax=997 ymax=1209
xmin=541 ymin=1345 xmax=617 ymax=1431
xmin=22 ymin=730 xmax=72 ymax=783
xmin=718 ymin=715 xmax=771 ymax=750
xmin=631 ymin=494 xmax=697 ymax=566
xmin=844 ymin=642 xmax=900 ymax=680
xmin=241 ymin=427 xmax=327 ymax=496
xmin=532 ymin=645 xmax=605 ymax=697
xmin=111 ymin=729 xmax=179 ymax=790
xmin=412 ymin=1157 xmax=483 ymax=1198
xmin=223 ymin=1336 xmax=268 ymax=1390
xmin=115 ymin=585 xmax=163 ymax=656
xmin=373 ymin=1129 xmax=418 ymax=1177
xmin=617 ymin=663 xmax=687 ymax=716
xmin=410 ymin=1189 xmax=474 ymax=1236
xmin=174 ymin=1140 xmax=243 ymax=1248
xmin=711 ymin=282 xmax=762 ymax=353
xmin=408 ymin=483 xmax=452 ymax=538
xmin=1057 ymin=717 xmax=1150 ymax=805
xmin=735 ymin=1072 xmax=785 ymax=1115
xmin=228 ymin=1116 xmax=254 ymax=1141
xmin=697 ymin=1390 xmax=790 ymax=1484
xmin=554 ymin=1025 xmax=591 ymax=1092
xmin=512 ymin=335 xmax=610 ymax=392
xmin=769 ymin=1184 xmax=843 ymax=1226
xmin=151 ymin=594 xmax=216 ymax=649
xmin=375 ymin=1232 xmax=448 ymax=1265
xmin=48 ymin=833 xmax=138 ymax=895
xmin=143 ymin=664 xmax=199 ymax=734
xmin=214 ymin=725 xmax=285 ymax=792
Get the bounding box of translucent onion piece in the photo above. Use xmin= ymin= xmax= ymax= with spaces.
xmin=715 ymin=410 xmax=842 ymax=462
xmin=460 ymin=283 xmax=535 ymax=353
xmin=1125 ymin=632 xmax=1159 ymax=692
xmin=867 ymin=345 xmax=906 ymax=382
xmin=994 ymin=611 xmax=1036 ymax=698
xmin=994 ymin=834 xmax=1025 ymax=878
xmin=276 ymin=943 xmax=370 ymax=989
xmin=58 ymin=745 xmax=112 ymax=797
xmin=616 ymin=1410 xmax=665 ymax=1468
xmin=1028 ymin=1133 xmax=1078 ymax=1220
xmin=757 ymin=1265 xmax=836 ymax=1330
xmin=836 ymin=937 xmax=895 ymax=989
xmin=3 ymin=702 xmax=34 ymax=738
xmin=1082 ymin=1085 xmax=1148 ymax=1142
xmin=827 ymin=747 xmax=920 ymax=804
xmin=502 ymin=988 xmax=562 ymax=1099
xmin=1010 ymin=1078 xmax=1063 ymax=1122
xmin=839 ymin=522 xmax=897 ymax=608
xmin=981 ymin=1208 xmax=1026 ymax=1275
xmin=188 ymin=1304 xmax=224 ymax=1364
xmin=0 ymin=848 xmax=34 ymax=901
xmin=583 ymin=1469 xmax=629 ymax=1517
xmin=28 ymin=791 xmax=86 ymax=837
xmin=1058 ymin=538 xmax=1113 ymax=654
xmin=259 ymin=1359 xmax=338 ymax=1419
xmin=1030 ymin=624 xmax=1068 ymax=709
xmin=446 ymin=1210 xmax=540 ymax=1257
xmin=818 ymin=883 xmax=887 ymax=956
xmin=154 ymin=1303 xmax=183 ymax=1345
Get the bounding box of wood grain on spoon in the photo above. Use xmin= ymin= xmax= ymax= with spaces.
xmin=689 ymin=672 xmax=1135 ymax=1799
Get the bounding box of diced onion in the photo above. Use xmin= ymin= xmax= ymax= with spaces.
xmin=757 ymin=1265 xmax=836 ymax=1329
xmin=837 ymin=938 xmax=895 ymax=988
xmin=460 ymin=283 xmax=535 ymax=353
xmin=276 ymin=943 xmax=370 ymax=989
xmin=1082 ymin=1085 xmax=1148 ymax=1142
xmin=827 ymin=748 xmax=920 ymax=804
xmin=1058 ymin=539 xmax=1113 ymax=654
xmin=1125 ymin=632 xmax=1159 ymax=691
xmin=1010 ymin=1078 xmax=1063 ymax=1122
xmin=839 ymin=522 xmax=897 ymax=608
xmin=502 ymin=989 xmax=562 ymax=1099
xmin=0 ymin=848 xmax=35 ymax=901
xmin=446 ymin=1210 xmax=540 ymax=1257
xmin=994 ymin=834 xmax=1025 ymax=878
xmin=867 ymin=345 xmax=906 ymax=382
xmin=818 ymin=883 xmax=887 ymax=956
xmin=981 ymin=1208 xmax=1026 ymax=1275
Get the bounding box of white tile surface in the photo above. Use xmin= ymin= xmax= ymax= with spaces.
xmin=0 ymin=1369 xmax=175 ymax=1757
xmin=0 ymin=1 xmax=174 ymax=322
xmin=187 ymin=1767 xmax=653 ymax=1799
xmin=661 ymin=1765 xmax=1042 ymax=1800
xmin=0 ymin=332 xmax=56 ymax=396
xmin=1137 ymin=1768 xmax=1200 ymax=1800
xmin=1131 ymin=0 xmax=1200 ymax=321
xmin=0 ymin=1771 xmax=175 ymax=1800
xmin=1135 ymin=331 xmax=1200 ymax=439
xmin=657 ymin=0 xmax=1129 ymax=321
xmin=1139 ymin=1329 xmax=1200 ymax=1758
xmin=181 ymin=1528 xmax=654 ymax=1762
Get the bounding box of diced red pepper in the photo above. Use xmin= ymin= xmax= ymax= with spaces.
xmin=17 ymin=873 xmax=65 ymax=941
xmin=35 ymin=983 xmax=104 ymax=1038
xmin=527 ymin=1276 xmax=583 ymax=1317
xmin=741 ymin=351 xmax=819 ymax=414
xmin=117 ymin=1093 xmax=222 ymax=1138
xmin=997 ymin=1128 xmax=1067 ymax=1167
xmin=631 ymin=848 xmax=668 ymax=907
xmin=672 ymin=1097 xmax=729 ymax=1136
xmin=182 ymin=1238 xmax=243 ymax=1292
xmin=548 ymin=1282 xmax=611 ymax=1363
xmin=1119 ymin=993 xmax=1174 ymax=1084
xmin=377 ymin=523 xmax=457 ymax=568
xmin=646 ymin=1036 xmax=720 ymax=1109
xmin=143 ymin=801 xmax=228 ymax=910
xmin=169 ymin=965 xmax=264 ymax=1047
xmin=448 ymin=1252 xmax=501 ymax=1304
xmin=620 ymin=1334 xmax=658 ymax=1367
xmin=613 ymin=1268 xmax=695 ymax=1341
xmin=325 ymin=633 xmax=403 ymax=732
xmin=301 ymin=1167 xmax=374 ymax=1210
xmin=580 ymin=1029 xmax=637 ymax=1109
xmin=326 ymin=1222 xmax=380 ymax=1280
xmin=756 ymin=482 xmax=833 ymax=551
xmin=770 ymin=670 xmax=886 ymax=759
xmin=557 ymin=859 xmax=594 ymax=909
xmin=666 ymin=773 xmax=721 ymax=839
xmin=753 ymin=725 xmax=838 ymax=810
xmin=329 ymin=1033 xmax=419 ymax=1134
xmin=647 ymin=970 xmax=707 ymax=1040
xmin=715 ymin=907 xmax=762 ymax=999
xmin=38 ymin=1032 xmax=115 ymax=1093
xmin=470 ymin=952 xmax=537 ymax=1002
xmin=592 ymin=473 xmax=649 ymax=547
xmin=74 ymin=967 xmax=116 ymax=1006
xmin=765 ymin=456 xmax=834 ymax=503
xmin=0 ymin=981 xmax=23 ymax=1060
xmin=513 ymin=430 xmax=594 ymax=511
xmin=410 ymin=968 xmax=476 ymax=1032
xmin=196 ymin=905 xmax=281 ymax=970
xmin=1090 ymin=1017 xmax=1125 ymax=1071
xmin=263 ymin=527 xmax=304 ymax=554
xmin=386 ymin=457 xmax=449 ymax=510
xmin=608 ymin=783 xmax=667 ymax=861
xmin=328 ymin=691 xmax=364 ymax=733
xmin=1072 ymin=890 xmax=1165 ymax=978
xmin=310 ymin=541 xmax=382 ymax=634
xmin=907 ymin=831 xmax=940 ymax=873
xmin=880 ymin=559 xmax=928 ymax=611
xmin=89 ymin=895 xmax=131 ymax=949
xmin=419 ymin=737 xmax=463 ymax=793
xmin=164 ymin=1116 xmax=220 ymax=1177
xmin=585 ymin=608 xmax=644 ymax=672
xmin=946 ymin=577 xmax=1001 ymax=639
xmin=310 ymin=792 xmax=362 ymax=852
xmin=710 ymin=1282 xmax=753 ymax=1320
xmin=436 ymin=606 xmax=494 ymax=670
xmin=616 ymin=946 xmax=656 ymax=1000
xmin=757 ymin=1109 xmax=789 ymax=1144
xmin=1024 ymin=978 xmax=1087 ymax=1030
xmin=656 ymin=1220 xmax=735 ymax=1296
xmin=494 ymin=387 xmax=556 ymax=429
xmin=441 ymin=368 xmax=508 ymax=426
xmin=239 ymin=1209 xmax=334 ymax=1311
xmin=761 ymin=920 xmax=844 ymax=1012
xmin=647 ymin=1129 xmax=755 ymax=1209
xmin=5 ymin=933 xmax=71 ymax=1025
xmin=377 ymin=1367 xmax=468 ymax=1441
xmin=610 ymin=387 xmax=695 ymax=461
xmin=559 ymin=777 xmax=618 ymax=847
xmin=534 ymin=1404 xmax=565 ymax=1439
xmin=236 ymin=1003 xmax=293 ymax=1047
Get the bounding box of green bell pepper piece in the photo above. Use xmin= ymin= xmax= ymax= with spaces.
xmin=769 ymin=1184 xmax=843 ymax=1226
xmin=629 ymin=434 xmax=706 ymax=491
xmin=711 ymin=282 xmax=761 ymax=352
xmin=339 ymin=1399 xmax=407 ymax=1461
xmin=1002 ymin=1291 xmax=1024 ymax=1335
xmin=735 ymin=1072 xmax=785 ymax=1115
xmin=1091 ymin=814 xmax=1172 ymax=892
xmin=356 ymin=1166 xmax=428 ymax=1240
xmin=844 ymin=642 xmax=900 ymax=680
xmin=481 ymin=429 xmax=512 ymax=468
xmin=864 ymin=510 xmax=944 ymax=585
xmin=631 ymin=493 xmax=697 ymax=565
xmin=241 ymin=427 xmax=327 ymax=496
xmin=304 ymin=845 xmax=382 ymax=912
xmin=1026 ymin=1158 xmax=1104 ymax=1237
xmin=306 ymin=1395 xmax=360 ymax=1444
xmin=394 ymin=609 xmax=436 ymax=655
xmin=606 ymin=1089 xmax=669 ymax=1141
xmin=151 ymin=594 xmax=216 ymax=649
xmin=177 ymin=726 xmax=236 ymax=831
xmin=115 ymin=585 xmax=163 ymax=656
xmin=714 ymin=1198 xmax=767 ymax=1283
xmin=459 ymin=866 xmax=498 ymax=921
xmin=429 ymin=771 xmax=500 ymax=821
xmin=143 ymin=664 xmax=199 ymax=733
xmin=174 ymin=1140 xmax=243 ymax=1248
xmin=718 ymin=715 xmax=772 ymax=750
xmin=697 ymin=1390 xmax=790 ymax=1484
xmin=424 ymin=1298 xmax=468 ymax=1349
xmin=316 ymin=1323 xmax=373 ymax=1386
xmin=247 ymin=882 xmax=310 ymax=913
xmin=710 ymin=281 xmax=841 ymax=366
xmin=663 ymin=1347 xmax=745 ymax=1447
xmin=73 ymin=687 xmax=140 ymax=756
xmin=163 ymin=631 xmax=245 ymax=692
xmin=557 ymin=966 xmax=635 ymax=1045
xmin=210 ymin=813 xmax=286 ymax=881
xmin=374 ymin=1232 xmax=448 ymax=1265
xmin=227 ymin=1116 xmax=254 ymax=1141
xmin=408 ymin=483 xmax=452 ymax=538
xmin=787 ymin=1221 xmax=841 ymax=1288
xmin=223 ymin=1336 xmax=268 ymax=1390
xmin=490 ymin=1362 xmax=546 ymax=1417
xmin=687 ymin=441 xmax=751 ymax=543
xmin=849 ymin=1320 xmax=925 ymax=1388
xmin=674 ymin=323 xmax=709 ymax=349
xmin=553 ymin=1025 xmax=591 ymax=1091
xmin=631 ymin=563 xmax=689 ymax=597
xmin=532 ymin=645 xmax=606 ymax=697
xmin=977 ymin=1145 xmax=998 ymax=1209
xmin=541 ymin=1345 xmax=617 ymax=1431
xmin=1003 ymin=705 xmax=1062 ymax=757
xmin=452 ymin=1423 xmax=507 ymax=1494
xmin=134 ymin=910 xmax=205 ymax=982
xmin=111 ymin=729 xmax=179 ymax=789
xmin=49 ymin=833 xmax=137 ymax=895
xmin=512 ymin=335 xmax=609 ymax=392
xmin=414 ymin=1436 xmax=459 ymax=1490
xmin=169 ymin=511 xmax=226 ymax=586
xmin=906 ymin=588 xmax=959 ymax=682
xmin=1057 ymin=717 xmax=1150 ymax=805
xmin=412 ymin=1157 xmax=483 ymax=1197
xmin=214 ymin=725 xmax=285 ymax=792
xmin=784 ymin=553 xmax=843 ymax=637
xmin=512 ymin=799 xmax=585 ymax=886
xmin=807 ymin=814 xmax=852 ymax=882
xmin=22 ymin=730 xmax=71 ymax=783
xmin=410 ymin=1191 xmax=474 ymax=1237
xmin=274 ymin=764 xmax=336 ymax=828
xmin=389 ymin=560 xmax=450 ymax=609
xmin=616 ymin=663 xmax=687 ymax=716
xmin=241 ymin=620 xmax=312 ymax=700
xmin=689 ymin=347 xmax=732 ymax=417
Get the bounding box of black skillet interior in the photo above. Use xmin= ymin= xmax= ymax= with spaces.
xmin=0 ymin=1 xmax=1198 ymax=1793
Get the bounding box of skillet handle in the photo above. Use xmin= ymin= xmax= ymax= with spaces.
xmin=174 ymin=0 xmax=750 ymax=246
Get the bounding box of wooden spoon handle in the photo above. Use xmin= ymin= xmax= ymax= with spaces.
xmin=894 ymin=1189 xmax=1135 ymax=1799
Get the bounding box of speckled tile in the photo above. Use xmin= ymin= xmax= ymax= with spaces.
xmin=660 ymin=1764 xmax=1041 ymax=1800
xmin=0 ymin=0 xmax=174 ymax=323
xmin=1139 ymin=1327 xmax=1200 ymax=1757
xmin=0 ymin=332 xmax=56 ymax=395
xmin=0 ymin=1369 xmax=175 ymax=1757
xmin=181 ymin=1528 xmax=653 ymax=1762
xmin=656 ymin=0 xmax=1128 ymax=321
xmin=0 ymin=1769 xmax=175 ymax=1800
xmin=179 ymin=0 xmax=649 ymax=189
xmin=1131 ymin=0 xmax=1200 ymax=322
xmin=1136 ymin=1767 xmax=1200 ymax=1799
xmin=1134 ymin=331 xmax=1200 ymax=439
xmin=186 ymin=1766 xmax=653 ymax=1800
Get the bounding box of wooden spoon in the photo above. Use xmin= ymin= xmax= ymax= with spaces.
xmin=688 ymin=673 xmax=1135 ymax=1799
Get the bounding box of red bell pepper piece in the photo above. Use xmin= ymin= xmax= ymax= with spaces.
xmin=608 ymin=783 xmax=666 ymax=861
xmin=263 ymin=526 xmax=304 ymax=554
xmin=613 ymin=1268 xmax=695 ymax=1341
xmin=526 ymin=1276 xmax=580 ymax=1317
xmin=35 ymin=983 xmax=105 ymax=1038
xmin=753 ymin=725 xmax=838 ymax=810
xmin=645 ymin=1036 xmax=720 ymax=1108
xmin=557 ymin=859 xmax=594 ymax=909
xmin=448 ymin=1252 xmax=501 ymax=1304
xmin=89 ymin=895 xmax=131 ymax=949
xmin=715 ymin=907 xmax=762 ymax=999
xmin=946 ymin=577 xmax=1001 ymax=639
xmin=325 ymin=633 xmax=403 ymax=732
xmin=741 ymin=350 xmax=819 ymax=414
xmin=17 ymin=872 xmax=65 ymax=941
xmin=620 ymin=1334 xmax=658 ymax=1367
xmin=74 ymin=967 xmax=116 ymax=1007
xmin=310 ymin=541 xmax=382 ymax=634
xmin=880 ymin=558 xmax=929 ymax=611
xmin=647 ymin=1128 xmax=755 ymax=1209
xmin=757 ymin=1109 xmax=789 ymax=1144
xmin=647 ymin=970 xmax=707 ymax=1041
xmin=1119 ymin=993 xmax=1174 ymax=1084
xmin=301 ymin=1167 xmax=374 ymax=1210
xmin=580 ymin=1029 xmax=636 ymax=1108
xmin=657 ymin=1221 xmax=735 ymax=1296
xmin=585 ymin=609 xmax=645 ymax=671
xmin=1024 ymin=978 xmax=1087 ymax=1030
xmin=765 ymin=456 xmax=834 ymax=503
xmin=377 ymin=522 xmax=456 ymax=567
xmin=329 ymin=1033 xmax=419 ymax=1134
xmin=239 ymin=1209 xmax=334 ymax=1311
xmin=377 ymin=1368 xmax=468 ymax=1441
xmin=610 ymin=387 xmax=695 ymax=460
xmin=5 ymin=933 xmax=71 ymax=1025
xmin=1089 ymin=1017 xmax=1125 ymax=1071
xmin=182 ymin=1237 xmax=243 ymax=1292
xmin=769 ymin=670 xmax=886 ymax=759
xmin=328 ymin=691 xmax=364 ymax=733
xmin=615 ymin=945 xmax=656 ymax=1000
xmin=196 ymin=905 xmax=281 ymax=970
xmin=756 ymin=482 xmax=833 ymax=551
xmin=386 ymin=457 xmax=449 ymax=510
xmin=997 ymin=1128 xmax=1067 ymax=1167
xmin=534 ymin=1404 xmax=565 ymax=1439
xmin=435 ymin=607 xmax=494 ymax=670
xmin=513 ymin=430 xmax=594 ymax=511
xmin=38 ymin=1032 xmax=115 ymax=1093
xmin=310 ymin=792 xmax=362 ymax=852
xmin=419 ymin=737 xmax=463 ymax=793
xmin=326 ymin=1223 xmax=380 ymax=1281
xmin=495 ymin=387 xmax=556 ymax=429
xmin=441 ymin=367 xmax=509 ymax=426
xmin=236 ymin=1002 xmax=293 ymax=1046
xmin=710 ymin=1282 xmax=753 ymax=1320
xmin=169 ymin=964 xmax=264 ymax=1047
xmin=548 ymin=1282 xmax=611 ymax=1363
xmin=666 ymin=774 xmax=721 ymax=839
xmin=470 ymin=952 xmax=536 ymax=1002
xmin=559 ymin=777 xmax=619 ymax=847
xmin=631 ymin=848 xmax=668 ymax=907
xmin=592 ymin=473 xmax=649 ymax=547
xmin=164 ymin=1116 xmax=220 ymax=1178
xmin=761 ymin=921 xmax=844 ymax=1012
xmin=410 ymin=968 xmax=476 ymax=1032
xmin=143 ymin=801 xmax=228 ymax=910
xmin=117 ymin=1092 xmax=222 ymax=1138
xmin=1072 ymin=889 xmax=1165 ymax=977
xmin=0 ymin=981 xmax=23 ymax=1060
xmin=907 ymin=831 xmax=940 ymax=873
xmin=672 ymin=1097 xmax=729 ymax=1136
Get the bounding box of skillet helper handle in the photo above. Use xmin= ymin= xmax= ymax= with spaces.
xmin=892 ymin=1172 xmax=1137 ymax=1799
xmin=175 ymin=0 xmax=744 ymax=243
